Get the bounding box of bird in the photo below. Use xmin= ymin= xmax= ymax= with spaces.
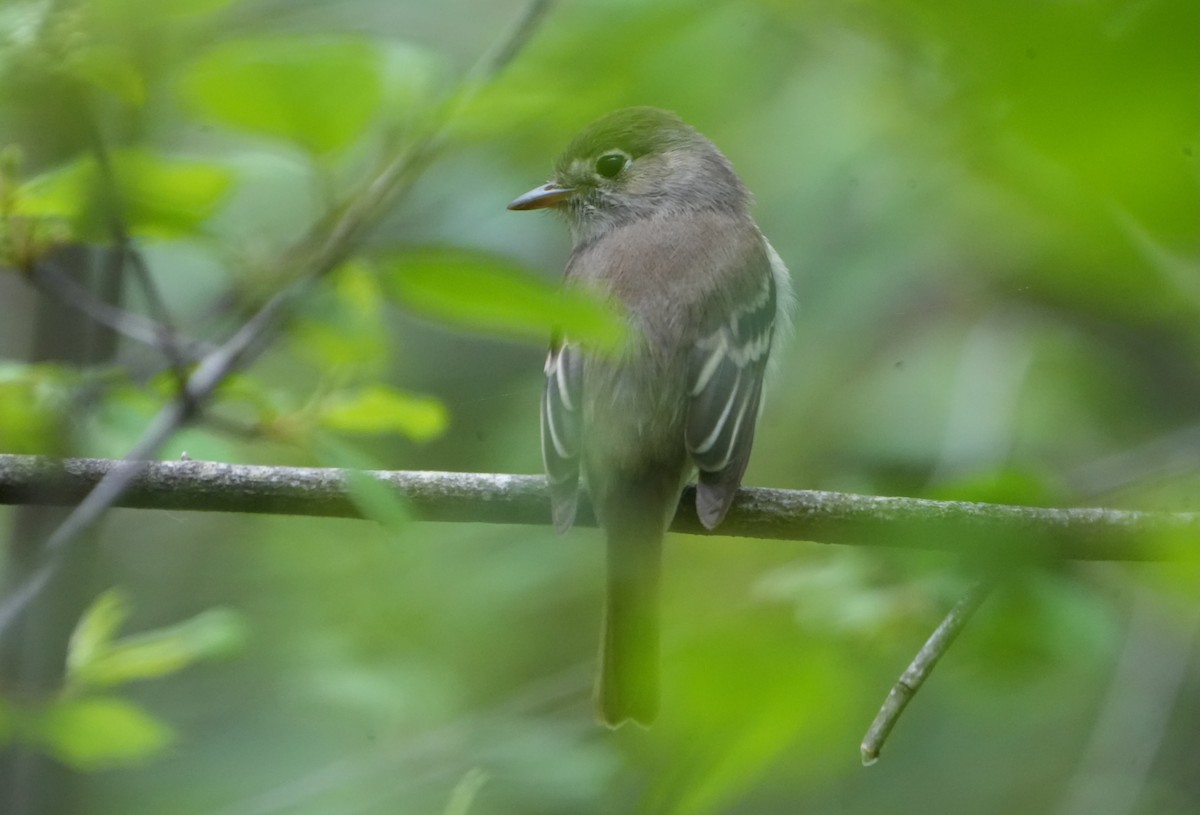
xmin=508 ymin=106 xmax=791 ymax=727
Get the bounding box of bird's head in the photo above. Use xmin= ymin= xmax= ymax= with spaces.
xmin=508 ymin=107 xmax=749 ymax=244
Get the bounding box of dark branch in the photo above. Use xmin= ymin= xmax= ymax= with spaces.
xmin=0 ymin=455 xmax=1192 ymax=562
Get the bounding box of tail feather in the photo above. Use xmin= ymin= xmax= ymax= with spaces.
xmin=596 ymin=508 xmax=665 ymax=727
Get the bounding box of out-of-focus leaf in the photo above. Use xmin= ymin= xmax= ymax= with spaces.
xmin=0 ymin=379 xmax=60 ymax=453
xmin=74 ymin=608 xmax=248 ymax=688
xmin=318 ymin=384 xmax=447 ymax=442
xmin=343 ymin=467 xmax=411 ymax=530
xmin=66 ymin=589 xmax=131 ymax=683
xmin=34 ymin=696 xmax=173 ymax=770
xmin=379 ymin=249 xmax=628 ymax=352
xmin=443 ymin=768 xmax=489 ymax=815
xmin=0 ymin=363 xmax=75 ymax=454
xmin=291 ymin=262 xmax=387 ymax=370
xmin=179 ymin=37 xmax=383 ymax=154
xmin=315 ymin=435 xmax=411 ymax=529
xmin=17 ymin=150 xmax=232 ymax=239
xmin=65 ymin=45 xmax=145 ymax=104
xmin=378 ymin=40 xmax=441 ymax=123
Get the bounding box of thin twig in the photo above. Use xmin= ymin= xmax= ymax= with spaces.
xmin=0 ymin=0 xmax=560 ymax=641
xmin=27 ymin=261 xmax=214 ymax=358
xmin=123 ymin=245 xmax=192 ymax=380
xmin=860 ymin=580 xmax=995 ymax=765
xmin=85 ymin=115 xmax=194 ymax=387
xmin=469 ymin=0 xmax=556 ymax=82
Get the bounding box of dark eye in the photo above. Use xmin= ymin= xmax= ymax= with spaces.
xmin=595 ymin=152 xmax=627 ymax=179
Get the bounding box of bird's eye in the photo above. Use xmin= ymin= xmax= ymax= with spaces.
xmin=595 ymin=152 xmax=627 ymax=179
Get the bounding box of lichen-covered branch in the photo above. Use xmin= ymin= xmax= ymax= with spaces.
xmin=0 ymin=455 xmax=1193 ymax=561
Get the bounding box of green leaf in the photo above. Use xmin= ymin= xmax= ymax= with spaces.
xmin=379 ymin=249 xmax=628 ymax=352
xmin=344 ymin=467 xmax=411 ymax=530
xmin=179 ymin=37 xmax=383 ymax=154
xmin=0 ymin=363 xmax=76 ymax=454
xmin=74 ymin=608 xmax=249 ymax=688
xmin=290 ymin=261 xmax=388 ymax=370
xmin=17 ymin=150 xmax=232 ymax=239
xmin=443 ymin=768 xmax=489 ymax=815
xmin=379 ymin=41 xmax=441 ymax=120
xmin=66 ymin=589 xmax=132 ymax=684
xmin=65 ymin=45 xmax=145 ymax=105
xmin=318 ymin=384 xmax=447 ymax=442
xmin=34 ymin=697 xmax=172 ymax=770
xmin=315 ymin=436 xmax=412 ymax=529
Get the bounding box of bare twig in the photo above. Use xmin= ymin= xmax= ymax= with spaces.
xmin=0 ymin=456 xmax=1195 ymax=562
xmin=860 ymin=580 xmax=995 ymax=765
xmin=27 ymin=261 xmax=214 ymax=358
xmin=84 ymin=115 xmax=194 ymax=386
xmin=123 ymin=245 xmax=192 ymax=379
xmin=469 ymin=0 xmax=556 ymax=82
xmin=0 ymin=0 xmax=561 ymax=641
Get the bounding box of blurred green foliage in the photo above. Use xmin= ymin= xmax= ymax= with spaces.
xmin=17 ymin=150 xmax=233 ymax=239
xmin=0 ymin=589 xmax=245 ymax=771
xmin=0 ymin=0 xmax=1197 ymax=813
xmin=180 ymin=37 xmax=385 ymax=155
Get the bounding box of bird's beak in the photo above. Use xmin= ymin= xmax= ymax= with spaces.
xmin=507 ymin=182 xmax=575 ymax=211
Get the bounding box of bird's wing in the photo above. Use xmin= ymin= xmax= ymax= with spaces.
xmin=541 ymin=335 xmax=584 ymax=533
xmin=685 ymin=248 xmax=779 ymax=529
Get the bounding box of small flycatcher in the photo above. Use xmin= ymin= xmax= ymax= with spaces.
xmin=509 ymin=107 xmax=791 ymax=727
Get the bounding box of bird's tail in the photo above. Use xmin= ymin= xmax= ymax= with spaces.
xmin=596 ymin=486 xmax=668 ymax=728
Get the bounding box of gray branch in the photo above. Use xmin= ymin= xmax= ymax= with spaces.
xmin=860 ymin=580 xmax=995 ymax=765
xmin=0 ymin=455 xmax=1193 ymax=560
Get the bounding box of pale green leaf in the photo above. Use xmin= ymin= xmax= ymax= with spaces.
xmin=290 ymin=261 xmax=387 ymax=370
xmin=65 ymin=45 xmax=145 ymax=105
xmin=74 ymin=608 xmax=248 ymax=688
xmin=34 ymin=697 xmax=173 ymax=770
xmin=180 ymin=37 xmax=383 ymax=154
xmin=379 ymin=249 xmax=628 ymax=352
xmin=378 ymin=40 xmax=442 ymax=121
xmin=318 ymin=384 xmax=447 ymax=442
xmin=0 ymin=363 xmax=77 ymax=454
xmin=66 ymin=589 xmax=131 ymax=684
xmin=17 ymin=150 xmax=232 ymax=239
xmin=444 ymin=768 xmax=489 ymax=815
xmin=315 ymin=436 xmax=412 ymax=529
xmin=344 ymin=467 xmax=411 ymax=530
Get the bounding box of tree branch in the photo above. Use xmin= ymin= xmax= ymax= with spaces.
xmin=0 ymin=455 xmax=1192 ymax=561
xmin=26 ymin=260 xmax=214 ymax=359
xmin=860 ymin=580 xmax=995 ymax=765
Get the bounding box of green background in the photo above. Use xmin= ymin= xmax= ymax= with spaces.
xmin=1 ymin=0 xmax=1198 ymax=812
